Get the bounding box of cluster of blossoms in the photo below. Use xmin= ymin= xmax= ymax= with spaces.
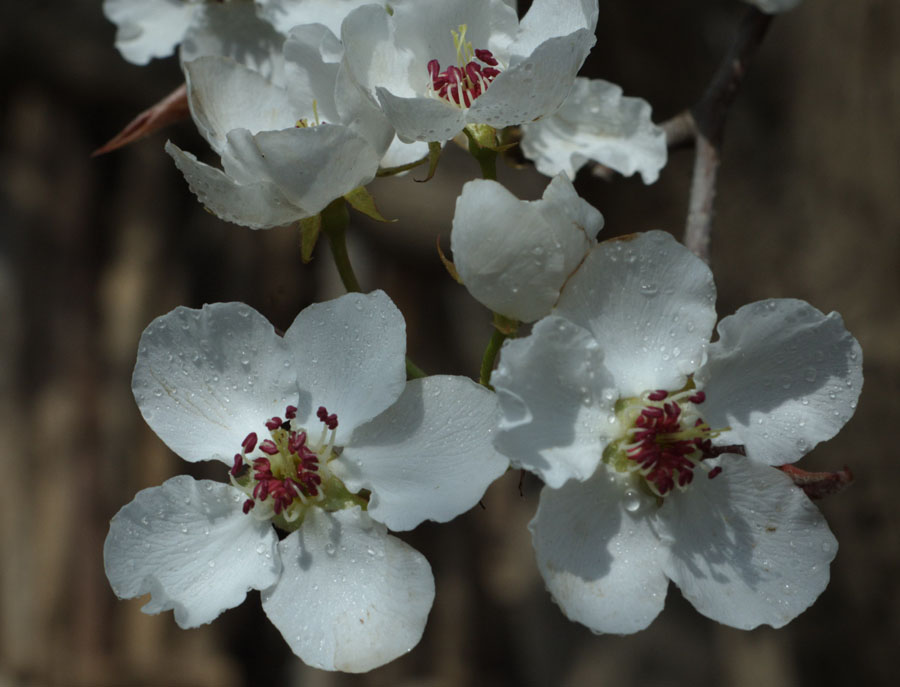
xmin=101 ymin=0 xmax=853 ymax=676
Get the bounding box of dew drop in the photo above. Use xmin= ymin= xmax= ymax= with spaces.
xmin=324 ymin=542 xmax=336 ymax=556
xmin=640 ymin=282 xmax=658 ymax=297
xmin=803 ymin=367 xmax=817 ymax=383
xmin=623 ymin=489 xmax=641 ymax=513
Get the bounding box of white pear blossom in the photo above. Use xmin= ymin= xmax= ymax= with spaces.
xmin=104 ymin=0 xmax=375 ymax=68
xmin=167 ymin=23 xmax=394 ymax=229
xmin=521 ymin=78 xmax=668 ymax=184
xmin=744 ymin=0 xmax=802 ymax=14
xmin=341 ymin=0 xmax=599 ymax=143
xmin=491 ymin=230 xmax=862 ymax=633
xmin=450 ymin=175 xmax=603 ymax=322
xmin=105 ymin=291 xmax=507 ymax=672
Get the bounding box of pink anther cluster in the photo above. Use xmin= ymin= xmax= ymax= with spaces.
xmin=427 ymin=48 xmax=500 ymax=108
xmin=230 ymin=405 xmax=339 ymax=515
xmin=626 ymin=390 xmax=727 ymax=495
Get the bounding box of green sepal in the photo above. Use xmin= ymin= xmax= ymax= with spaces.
xmin=416 ymin=141 xmax=443 ymax=182
xmin=436 ymin=236 xmax=462 ymax=283
xmin=343 ymin=186 xmax=393 ymax=222
xmin=299 ymin=214 xmax=322 ymax=264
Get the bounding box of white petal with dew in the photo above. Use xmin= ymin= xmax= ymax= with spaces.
xmin=104 ymin=0 xmax=196 ymax=65
xmin=338 ymin=376 xmax=508 ymax=531
xmin=180 ymin=3 xmax=285 ymax=83
xmin=531 ymin=467 xmax=668 ymax=634
xmin=697 ymin=298 xmax=863 ymax=466
xmin=660 ymin=457 xmax=837 ymax=629
xmin=167 ymin=142 xmax=304 ymax=229
xmin=132 ymin=302 xmax=299 ymax=464
xmin=285 ymin=291 xmax=407 ymax=442
xmin=451 ymin=176 xmax=601 ymax=323
xmin=104 ymin=476 xmax=280 ymax=629
xmin=556 ymin=231 xmax=717 ymax=398
xmin=261 ymin=507 xmax=434 ymax=672
xmin=491 ymin=316 xmax=616 ymax=487
xmin=521 ymin=78 xmax=667 ymax=183
xmin=470 ymin=30 xmax=596 ymax=129
xmin=183 ymin=57 xmax=294 ymax=155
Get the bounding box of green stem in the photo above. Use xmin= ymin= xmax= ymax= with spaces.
xmin=479 ymin=328 xmax=508 ymax=388
xmin=321 ymin=200 xmax=361 ymax=293
xmin=464 ymin=127 xmax=498 ymax=180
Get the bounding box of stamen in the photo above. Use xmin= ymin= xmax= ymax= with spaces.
xmin=426 ymin=25 xmax=502 ymax=109
xmin=242 ymin=432 xmax=257 ymax=453
xmin=316 ymin=406 xmax=338 ymax=430
xmin=265 ymin=417 xmax=282 ymax=430
xmin=259 ymin=440 xmax=279 ymax=455
xmin=285 ymin=405 xmax=297 ymax=419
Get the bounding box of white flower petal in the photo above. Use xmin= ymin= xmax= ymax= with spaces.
xmin=659 ymin=457 xmax=836 ymax=629
xmin=491 ymin=316 xmax=616 ymax=487
xmin=521 ymin=78 xmax=667 ymax=183
xmin=513 ymin=0 xmax=599 ymax=56
xmin=451 ymin=176 xmax=602 ymax=322
xmin=259 ymin=0 xmax=383 ymax=37
xmin=338 ymin=376 xmax=508 ymax=531
xmin=166 ymin=141 xmax=303 ymax=229
xmin=183 ymin=57 xmax=295 ymax=155
xmin=555 ymin=231 xmax=717 ymax=397
xmin=222 ymin=125 xmax=380 ymax=214
xmin=132 ymin=302 xmax=297 ymax=464
xmin=530 ymin=469 xmax=668 ymax=634
xmin=696 ymin=299 xmax=863 ymax=466
xmin=180 ymin=3 xmax=285 ymax=83
xmin=104 ymin=0 xmax=196 ymax=65
xmin=283 ymin=23 xmax=343 ymax=124
xmin=470 ymin=30 xmax=596 ymax=129
xmin=376 ymin=89 xmax=469 ymax=143
xmin=104 ymin=476 xmax=281 ymax=629
xmin=285 ymin=291 xmax=407 ymax=441
xmin=261 ymin=507 xmax=434 ymax=672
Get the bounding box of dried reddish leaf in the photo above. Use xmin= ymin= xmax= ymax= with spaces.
xmin=778 ymin=464 xmax=854 ymax=500
xmin=93 ymin=84 xmax=189 ymax=157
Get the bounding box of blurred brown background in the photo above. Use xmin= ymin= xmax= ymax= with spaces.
xmin=1 ymin=1 xmax=898 ymax=685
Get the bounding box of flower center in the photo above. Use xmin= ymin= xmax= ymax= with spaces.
xmin=229 ymin=404 xmax=366 ymax=530
xmin=604 ymin=387 xmax=744 ymax=497
xmin=426 ymin=24 xmax=501 ymax=109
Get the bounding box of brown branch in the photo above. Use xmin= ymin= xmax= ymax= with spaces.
xmin=683 ymin=7 xmax=773 ymax=263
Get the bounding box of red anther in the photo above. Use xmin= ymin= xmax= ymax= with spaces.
xmin=316 ymin=406 xmax=338 ymax=430
xmin=648 ymin=390 xmax=669 ymax=401
xmin=689 ymin=391 xmax=706 ymax=404
xmin=427 ymin=59 xmax=440 ymax=79
xmin=708 ymin=466 xmax=723 ymax=479
xmin=445 ymin=65 xmax=462 ymax=83
xmin=259 ymin=439 xmax=278 ymax=455
xmin=242 ymin=499 xmax=255 ymax=514
xmin=242 ymin=432 xmax=258 ymax=453
xmin=288 ymin=431 xmax=306 ymax=454
xmin=231 ymin=454 xmax=244 ymax=477
xmin=474 ymin=48 xmax=498 ymax=66
xmin=641 ymin=406 xmax=664 ymax=418
xmin=482 ymin=67 xmax=500 ymax=79
xmin=285 ymin=405 xmax=297 ymax=419
xmin=265 ymin=417 xmax=282 ymax=430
